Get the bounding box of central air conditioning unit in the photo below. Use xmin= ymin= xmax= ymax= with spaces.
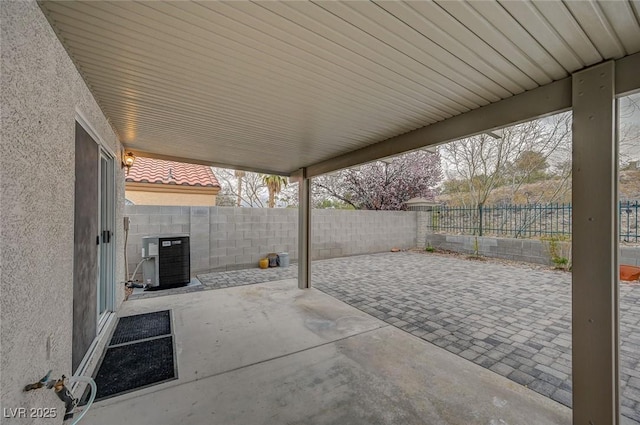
xmin=142 ymin=234 xmax=190 ymax=288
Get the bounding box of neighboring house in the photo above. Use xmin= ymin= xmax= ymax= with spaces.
xmin=125 ymin=157 xmax=221 ymax=206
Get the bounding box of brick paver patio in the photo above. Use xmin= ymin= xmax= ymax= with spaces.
xmin=197 ymin=252 xmax=640 ymax=422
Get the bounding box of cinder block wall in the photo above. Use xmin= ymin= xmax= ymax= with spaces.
xmin=621 ymin=246 xmax=640 ymax=267
xmin=209 ymin=207 xmax=298 ymax=272
xmin=125 ymin=206 xmax=417 ymax=276
xmin=312 ymin=209 xmax=416 ymax=258
xmin=425 ymin=234 xmax=554 ymax=265
xmin=415 ymin=211 xmax=431 ymax=249
xmin=425 ymin=234 xmax=640 ymax=267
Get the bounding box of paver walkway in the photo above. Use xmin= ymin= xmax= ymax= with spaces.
xmin=195 ymin=252 xmax=640 ymax=422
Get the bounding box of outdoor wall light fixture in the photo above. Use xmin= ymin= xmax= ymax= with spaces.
xmin=122 ymin=151 xmax=136 ymax=175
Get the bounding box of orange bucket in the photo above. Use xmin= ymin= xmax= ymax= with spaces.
xmin=259 ymin=258 xmax=269 ymax=269
xmin=621 ymin=265 xmax=640 ymax=282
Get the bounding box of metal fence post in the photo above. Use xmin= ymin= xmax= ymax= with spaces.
xmin=478 ymin=203 xmax=483 ymax=236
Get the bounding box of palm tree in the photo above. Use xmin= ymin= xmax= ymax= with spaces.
xmin=234 ymin=170 xmax=246 ymax=207
xmin=262 ymin=174 xmax=287 ymax=208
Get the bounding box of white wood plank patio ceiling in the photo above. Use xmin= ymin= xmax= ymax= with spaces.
xmin=40 ymin=1 xmax=640 ymax=175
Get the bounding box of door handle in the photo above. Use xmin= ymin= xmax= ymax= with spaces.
xmin=106 ymin=230 xmax=111 ymax=243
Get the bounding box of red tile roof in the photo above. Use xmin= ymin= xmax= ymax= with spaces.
xmin=125 ymin=157 xmax=220 ymax=188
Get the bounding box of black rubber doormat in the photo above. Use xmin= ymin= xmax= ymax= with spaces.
xmin=109 ymin=310 xmax=171 ymax=345
xmin=91 ymin=336 xmax=176 ymax=401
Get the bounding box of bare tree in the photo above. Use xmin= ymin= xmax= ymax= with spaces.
xmin=439 ymin=112 xmax=572 ymax=208
xmin=277 ymin=186 xmax=296 ymax=208
xmin=619 ymin=92 xmax=640 ymax=165
xmin=213 ymin=168 xmax=266 ymax=208
xmin=234 ymin=170 xmax=245 ymax=207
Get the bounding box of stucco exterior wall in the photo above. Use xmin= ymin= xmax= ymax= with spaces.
xmin=1 ymin=2 xmax=125 ymax=423
xmin=126 ymin=189 xmax=217 ymax=206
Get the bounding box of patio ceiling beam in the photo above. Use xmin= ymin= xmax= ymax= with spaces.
xmin=615 ymin=52 xmax=640 ymax=97
xmin=304 ymin=78 xmax=571 ymax=177
xmin=304 ymin=52 xmax=640 ymax=178
xmin=126 ymin=149 xmax=290 ymax=176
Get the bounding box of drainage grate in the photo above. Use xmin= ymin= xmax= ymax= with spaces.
xmin=91 ymin=336 xmax=176 ymax=402
xmin=109 ymin=310 xmax=171 ymax=345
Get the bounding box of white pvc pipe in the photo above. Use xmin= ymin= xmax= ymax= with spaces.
xmin=124 ymin=224 xmax=129 ymax=282
xmin=67 ymin=375 xmax=97 ymax=425
xmin=129 ymin=257 xmax=148 ymax=282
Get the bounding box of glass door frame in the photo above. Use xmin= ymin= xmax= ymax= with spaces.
xmin=97 ymin=148 xmax=115 ymax=331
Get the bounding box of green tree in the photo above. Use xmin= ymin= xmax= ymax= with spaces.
xmin=262 ymin=174 xmax=288 ymax=208
xmin=316 ymin=199 xmax=355 ymax=209
xmin=213 ymin=168 xmax=266 ymax=207
xmin=512 ymin=150 xmax=548 ymax=183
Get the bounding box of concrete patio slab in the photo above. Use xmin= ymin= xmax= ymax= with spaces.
xmin=195 ymin=251 xmax=640 ymax=423
xmin=109 ymin=280 xmax=385 ymax=393
xmin=82 ymin=281 xmax=570 ymax=425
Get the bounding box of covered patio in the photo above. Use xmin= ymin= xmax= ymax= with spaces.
xmin=3 ymin=1 xmax=640 ymax=424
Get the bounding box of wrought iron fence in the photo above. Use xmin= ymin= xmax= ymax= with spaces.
xmin=431 ymin=200 xmax=639 ymax=242
xmin=620 ymin=200 xmax=640 ymax=242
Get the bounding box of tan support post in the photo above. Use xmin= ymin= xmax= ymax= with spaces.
xmin=297 ymin=168 xmax=311 ymax=289
xmin=571 ymin=60 xmax=619 ymax=424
